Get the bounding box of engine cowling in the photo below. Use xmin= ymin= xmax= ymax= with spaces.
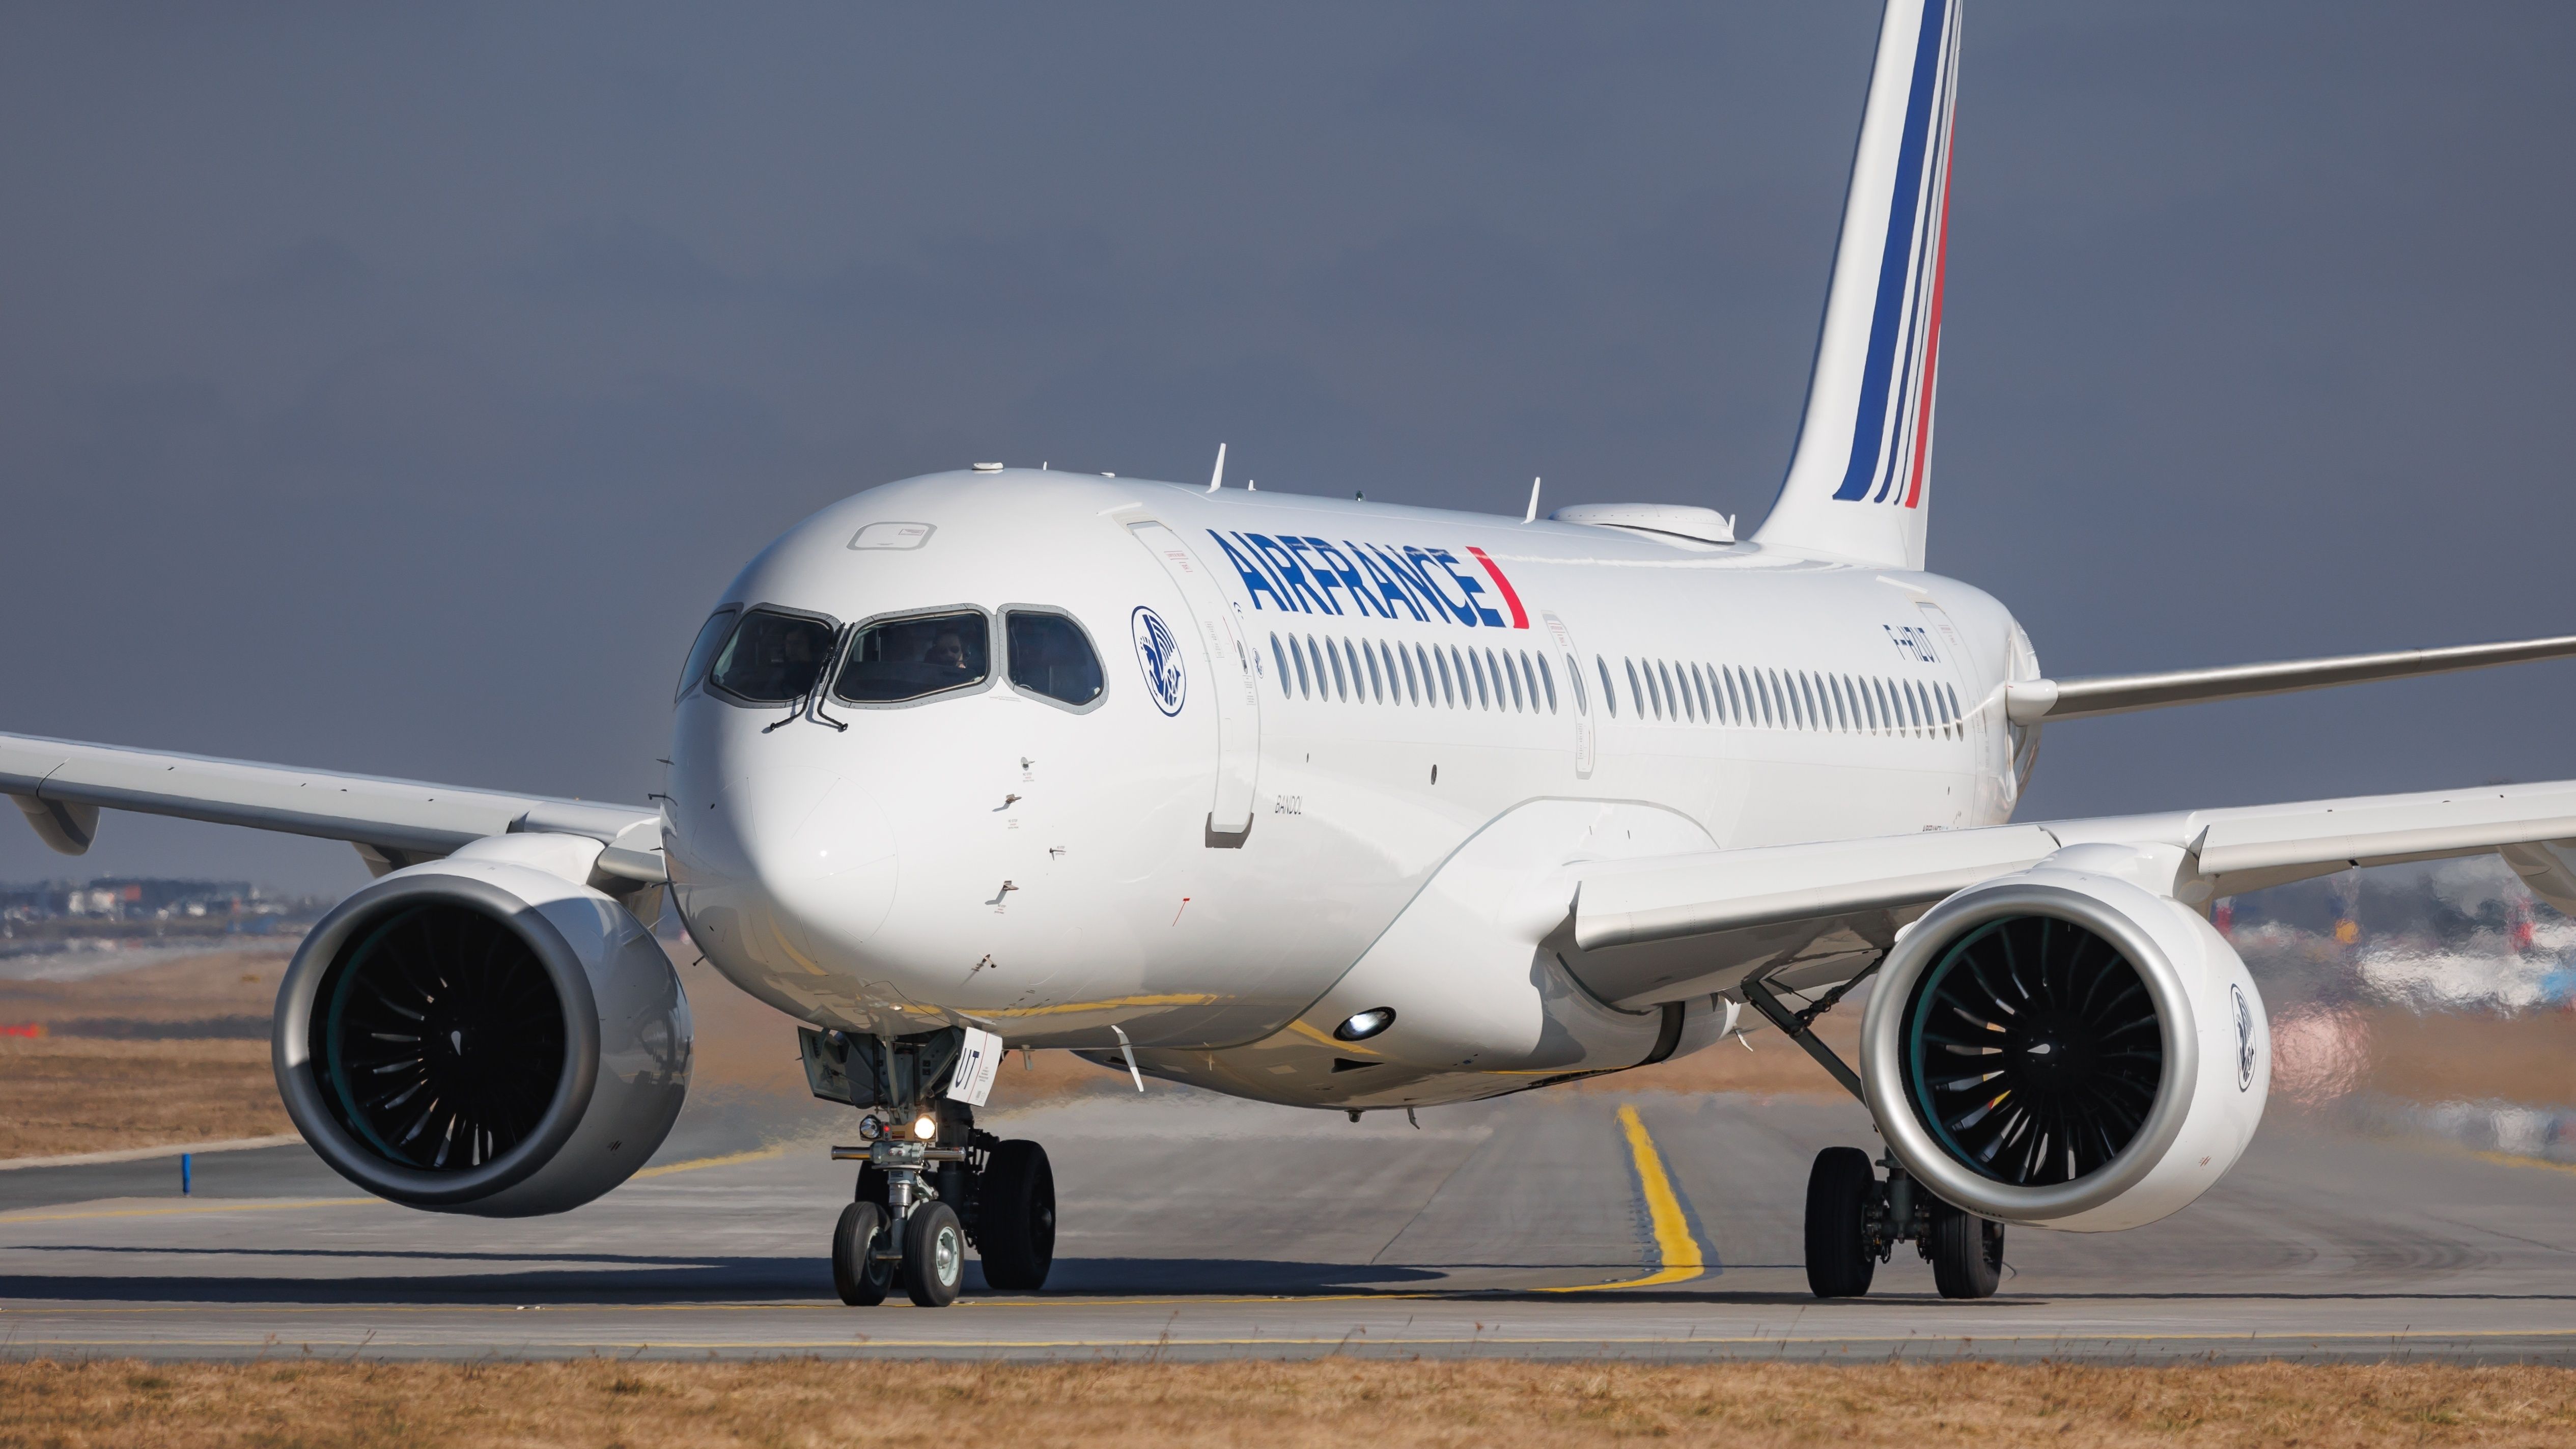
xmin=272 ymin=841 xmax=691 ymax=1217
xmin=1858 ymin=844 xmax=2269 ymax=1232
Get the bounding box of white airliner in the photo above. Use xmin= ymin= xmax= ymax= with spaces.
xmin=9 ymin=0 xmax=2574 ymax=1308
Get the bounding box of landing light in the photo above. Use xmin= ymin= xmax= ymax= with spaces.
xmin=912 ymin=1114 xmax=938 ymax=1141
xmin=1334 ymin=1007 xmax=1396 ymax=1043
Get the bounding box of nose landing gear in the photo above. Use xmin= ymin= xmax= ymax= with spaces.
xmin=805 ymin=1026 xmax=1055 ymax=1307
xmin=1803 ymin=1145 xmax=2004 ymax=1300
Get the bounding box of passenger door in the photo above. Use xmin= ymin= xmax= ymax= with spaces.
xmin=1127 ymin=522 xmax=1263 ymax=835
xmin=1542 ymin=610 xmax=1595 ymax=778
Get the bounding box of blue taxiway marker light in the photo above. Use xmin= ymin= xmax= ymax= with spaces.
xmin=180 ymin=1153 xmax=191 ymax=1196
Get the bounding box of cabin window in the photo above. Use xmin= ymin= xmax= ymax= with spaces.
xmin=677 ymin=606 xmax=740 ymax=703
xmin=1269 ymin=635 xmax=1291 ymax=696
xmin=1597 ymin=657 xmax=1618 ymax=717
xmin=1719 ymin=665 xmax=1738 ymax=725
xmin=1326 ymin=639 xmax=1348 ymax=701
xmin=1466 ymin=649 xmax=1488 ymax=709
xmin=1004 ymin=610 xmax=1104 ymax=707
xmin=1830 ymin=675 xmax=1850 ymax=732
xmin=1495 ymin=650 xmax=1518 ymax=711
xmin=1690 ymin=663 xmax=1709 ymax=722
xmin=1538 ymin=654 xmax=1558 ymax=713
xmin=833 ymin=609 xmax=990 ymax=704
xmin=1361 ymin=640 xmax=1382 ymax=702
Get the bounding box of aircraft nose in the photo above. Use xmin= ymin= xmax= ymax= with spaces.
xmin=671 ymin=764 xmax=900 ymax=979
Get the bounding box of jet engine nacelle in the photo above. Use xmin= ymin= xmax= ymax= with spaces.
xmin=272 ymin=837 xmax=691 ymax=1216
xmin=1858 ymin=845 xmax=2270 ymax=1232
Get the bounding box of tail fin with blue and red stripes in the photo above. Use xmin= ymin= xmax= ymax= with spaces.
xmin=1754 ymin=0 xmax=1962 ymax=571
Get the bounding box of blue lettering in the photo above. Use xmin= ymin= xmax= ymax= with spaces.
xmin=1208 ymin=531 xmax=1287 ymax=612
xmin=1430 ymin=548 xmax=1505 ymax=628
xmin=1306 ymin=539 xmax=1389 ymax=619
xmin=1349 ymin=543 xmax=1426 ymax=621
xmin=1368 ymin=544 xmax=1452 ymax=622
xmin=1401 ymin=546 xmax=1477 ymax=625
xmin=1248 ymin=534 xmax=1332 ymax=615
xmin=1279 ymin=537 xmax=1349 ymax=615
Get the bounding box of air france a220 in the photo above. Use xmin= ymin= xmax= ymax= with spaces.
xmin=13 ymin=0 xmax=2576 ymax=1307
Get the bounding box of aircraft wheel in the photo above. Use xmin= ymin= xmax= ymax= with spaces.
xmin=1803 ymin=1146 xmax=1879 ymax=1299
xmin=903 ymin=1200 xmax=967 ymax=1307
xmin=974 ymin=1139 xmax=1056 ymax=1291
xmin=831 ymin=1201 xmax=892 ymax=1306
xmin=1928 ymin=1198 xmax=2004 ymax=1300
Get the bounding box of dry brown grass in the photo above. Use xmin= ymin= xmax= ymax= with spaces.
xmin=0 ymin=1036 xmax=291 ymax=1159
xmin=0 ymin=948 xmax=291 ymax=1030
xmin=3 ymin=1359 xmax=2573 ymax=1447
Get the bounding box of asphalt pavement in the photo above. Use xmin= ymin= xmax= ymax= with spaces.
xmin=5 ymin=1080 xmax=2573 ymax=1361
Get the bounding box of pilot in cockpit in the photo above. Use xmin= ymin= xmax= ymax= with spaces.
xmin=924 ymin=630 xmax=970 ymax=674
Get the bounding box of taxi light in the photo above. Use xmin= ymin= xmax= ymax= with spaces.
xmin=912 ymin=1114 xmax=938 ymax=1141
xmin=1334 ymin=1007 xmax=1396 ymax=1043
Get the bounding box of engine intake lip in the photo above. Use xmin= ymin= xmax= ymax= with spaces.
xmin=274 ymin=871 xmax=602 ymax=1207
xmin=1861 ymin=878 xmax=2200 ymax=1223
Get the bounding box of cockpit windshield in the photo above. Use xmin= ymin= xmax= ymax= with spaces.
xmin=1005 ymin=610 xmax=1103 ymax=707
xmin=709 ymin=607 xmax=837 ymax=704
xmin=834 ymin=610 xmax=990 ymax=703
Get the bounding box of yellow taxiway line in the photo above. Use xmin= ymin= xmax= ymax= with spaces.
xmin=1540 ymin=1103 xmax=1705 ymax=1292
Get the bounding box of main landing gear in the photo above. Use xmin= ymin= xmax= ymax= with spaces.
xmin=1736 ymin=973 xmax=2004 ymax=1302
xmin=1804 ymin=1146 xmax=2003 ymax=1300
xmin=802 ymin=1027 xmax=1057 ymax=1308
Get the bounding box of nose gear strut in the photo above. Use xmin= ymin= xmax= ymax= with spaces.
xmin=802 ymin=1025 xmax=1056 ymax=1307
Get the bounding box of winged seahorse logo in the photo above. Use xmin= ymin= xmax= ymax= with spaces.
xmin=1131 ymin=606 xmax=1186 ymax=716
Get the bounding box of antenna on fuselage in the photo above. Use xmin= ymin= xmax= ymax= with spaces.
xmin=1207 ymin=442 xmax=1226 ymax=493
xmin=1524 ymin=477 xmax=1542 ymax=524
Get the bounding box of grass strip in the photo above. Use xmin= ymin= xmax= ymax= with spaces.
xmin=5 ymin=1358 xmax=2575 ymax=1447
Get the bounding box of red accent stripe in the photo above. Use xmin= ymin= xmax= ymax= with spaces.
xmin=1902 ymin=136 xmax=1952 ymax=511
xmin=1465 ymin=547 xmax=1529 ymax=629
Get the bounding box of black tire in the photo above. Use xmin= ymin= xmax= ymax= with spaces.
xmin=831 ymin=1201 xmax=892 ymax=1306
xmin=903 ymin=1200 xmax=967 ymax=1307
xmin=1928 ymin=1199 xmax=2004 ymax=1300
xmin=974 ymin=1139 xmax=1056 ymax=1291
xmin=1804 ymin=1146 xmax=1880 ymax=1299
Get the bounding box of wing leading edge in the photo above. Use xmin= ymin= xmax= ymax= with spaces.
xmin=0 ymin=731 xmax=664 ymax=881
xmin=2005 ymin=632 xmax=2576 ymax=725
xmin=1568 ymin=777 xmax=2576 ymax=1005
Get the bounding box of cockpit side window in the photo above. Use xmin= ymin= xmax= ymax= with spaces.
xmin=833 ymin=609 xmax=990 ymax=704
xmin=1004 ymin=610 xmax=1104 ymax=708
xmin=676 ymin=606 xmax=739 ymax=702
xmin=708 ymin=606 xmax=838 ymax=705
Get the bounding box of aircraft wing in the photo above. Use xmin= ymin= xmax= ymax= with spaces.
xmin=0 ymin=731 xmax=665 ymax=881
xmin=2005 ymin=633 xmax=2576 ymax=723
xmin=1566 ymin=778 xmax=2576 ymax=1006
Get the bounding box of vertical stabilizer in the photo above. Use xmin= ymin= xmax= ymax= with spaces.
xmin=1753 ymin=0 xmax=1962 ymax=571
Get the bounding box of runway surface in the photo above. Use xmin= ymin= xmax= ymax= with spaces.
xmin=6 ymin=1081 xmax=2574 ymax=1362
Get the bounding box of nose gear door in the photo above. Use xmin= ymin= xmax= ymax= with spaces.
xmin=1128 ymin=521 xmax=1263 ymax=835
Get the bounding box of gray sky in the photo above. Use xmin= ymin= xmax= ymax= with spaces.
xmin=3 ymin=2 xmax=2570 ymax=894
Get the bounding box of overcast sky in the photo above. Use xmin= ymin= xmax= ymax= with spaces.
xmin=3 ymin=2 xmax=2570 ymax=894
